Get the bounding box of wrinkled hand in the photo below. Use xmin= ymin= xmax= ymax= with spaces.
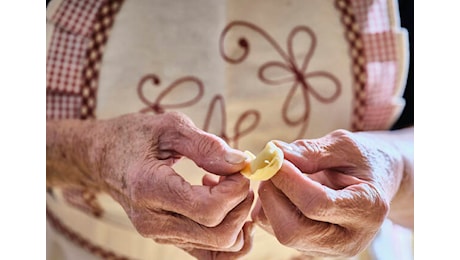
xmin=91 ymin=112 xmax=254 ymax=258
xmin=252 ymin=129 xmax=405 ymax=257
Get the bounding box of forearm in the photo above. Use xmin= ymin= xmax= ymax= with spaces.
xmin=46 ymin=119 xmax=102 ymax=189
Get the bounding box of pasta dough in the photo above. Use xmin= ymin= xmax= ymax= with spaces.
xmin=240 ymin=141 xmax=284 ymax=181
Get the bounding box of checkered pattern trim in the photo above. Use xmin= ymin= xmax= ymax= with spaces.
xmin=335 ymin=0 xmax=367 ymax=131
xmin=81 ymin=0 xmax=124 ymax=119
xmin=47 ymin=0 xmax=124 ymax=120
xmin=47 ymin=0 xmax=104 ymax=93
xmin=47 ymin=0 xmax=107 ymax=119
xmin=47 ymin=0 xmax=126 ymax=229
xmin=339 ymin=0 xmax=404 ymax=130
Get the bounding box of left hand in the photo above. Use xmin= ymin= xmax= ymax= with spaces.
xmin=251 ymin=129 xmax=405 ymax=257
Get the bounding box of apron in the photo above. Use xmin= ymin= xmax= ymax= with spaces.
xmin=46 ymin=0 xmax=413 ymax=259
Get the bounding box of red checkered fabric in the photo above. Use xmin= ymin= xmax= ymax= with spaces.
xmin=353 ymin=0 xmax=391 ymax=33
xmin=51 ymin=0 xmax=104 ymax=37
xmin=362 ymin=32 xmax=396 ymax=62
xmin=46 ymin=92 xmax=81 ymax=119
xmin=47 ymin=0 xmax=107 ymax=119
xmin=80 ymin=0 xmax=125 ymax=119
xmin=350 ymin=0 xmax=404 ymax=130
xmin=353 ymin=0 xmax=397 ymax=63
xmin=46 ymin=28 xmax=86 ymax=94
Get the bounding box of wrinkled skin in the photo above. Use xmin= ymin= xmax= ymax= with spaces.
xmin=46 ymin=112 xmax=254 ymax=259
xmin=47 ymin=112 xmax=413 ymax=259
xmin=252 ymin=128 xmax=413 ymax=258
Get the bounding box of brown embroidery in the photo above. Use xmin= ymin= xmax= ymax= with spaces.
xmin=62 ymin=188 xmax=103 ymax=218
xmin=137 ymin=75 xmax=260 ymax=149
xmin=137 ymin=74 xmax=204 ymax=114
xmin=80 ymin=0 xmax=124 ymax=119
xmin=47 ymin=207 xmax=131 ymax=260
xmin=220 ymin=21 xmax=342 ymax=138
xmin=203 ymin=95 xmax=260 ymax=149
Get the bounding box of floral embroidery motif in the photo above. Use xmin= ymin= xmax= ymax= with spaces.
xmin=203 ymin=95 xmax=260 ymax=148
xmin=137 ymin=75 xmax=260 ymax=149
xmin=137 ymin=21 xmax=343 ymax=146
xmin=220 ymin=21 xmax=342 ymax=138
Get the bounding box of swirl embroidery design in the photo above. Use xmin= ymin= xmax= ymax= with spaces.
xmin=137 ymin=74 xmax=260 ymax=149
xmin=203 ymin=95 xmax=260 ymax=149
xmin=137 ymin=74 xmax=204 ymax=114
xmin=220 ymin=21 xmax=342 ymax=138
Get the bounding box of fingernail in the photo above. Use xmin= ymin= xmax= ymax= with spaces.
xmin=225 ymin=150 xmax=247 ymax=164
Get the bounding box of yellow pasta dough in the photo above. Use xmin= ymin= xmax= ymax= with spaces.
xmin=240 ymin=141 xmax=284 ymax=180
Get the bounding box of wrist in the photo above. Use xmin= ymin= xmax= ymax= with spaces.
xmin=46 ymin=119 xmax=102 ymax=190
xmin=360 ymin=127 xmax=413 ymax=228
xmin=387 ymin=128 xmax=414 ymax=228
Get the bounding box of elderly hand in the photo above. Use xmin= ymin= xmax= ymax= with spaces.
xmin=251 ymin=129 xmax=412 ymax=258
xmin=47 ymin=111 xmax=254 ymax=258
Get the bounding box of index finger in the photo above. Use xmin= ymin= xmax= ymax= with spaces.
xmin=272 ymin=130 xmax=370 ymax=175
xmin=269 ymin=160 xmax=387 ymax=227
xmin=128 ymin=163 xmax=251 ymax=227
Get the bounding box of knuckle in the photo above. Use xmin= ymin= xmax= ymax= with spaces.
xmin=298 ymin=189 xmax=328 ymax=217
xmin=329 ymin=129 xmax=355 ymax=144
xmin=200 ymin=208 xmax=226 ymax=227
xmin=192 ymin=198 xmax=227 ymax=227
xmin=158 ymin=111 xmax=195 ymax=139
xmin=130 ymin=212 xmax=156 ymax=238
xmin=162 ymin=111 xmax=197 ymax=131
xmin=357 ymin=184 xmax=390 ymax=226
xmin=293 ymin=139 xmax=322 ymax=155
xmin=128 ymin=179 xmax=144 ymax=205
xmin=163 ymin=111 xmax=185 ymax=123
xmin=328 ymin=129 xmax=370 ymax=168
xmin=367 ymin=185 xmax=390 ymax=224
xmin=330 ymin=129 xmax=360 ymax=151
xmin=374 ymin=197 xmax=390 ymax=224
xmin=215 ymin=231 xmax=238 ymax=249
xmin=329 ymin=128 xmax=352 ymax=138
xmin=275 ymin=225 xmax=298 ymax=247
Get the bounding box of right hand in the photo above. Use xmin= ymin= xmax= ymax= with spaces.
xmin=251 ymin=129 xmax=407 ymax=257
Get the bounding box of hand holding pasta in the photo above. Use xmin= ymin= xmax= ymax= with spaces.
xmin=46 ymin=111 xmax=255 ymax=259
xmin=251 ymin=129 xmax=413 ymax=257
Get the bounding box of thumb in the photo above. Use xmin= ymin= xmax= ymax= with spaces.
xmin=175 ymin=129 xmax=248 ymax=175
xmin=157 ymin=111 xmax=248 ymax=175
xmin=182 ymin=130 xmax=247 ymax=175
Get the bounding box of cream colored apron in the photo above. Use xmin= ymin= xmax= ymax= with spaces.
xmin=46 ymin=0 xmax=413 ymax=259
